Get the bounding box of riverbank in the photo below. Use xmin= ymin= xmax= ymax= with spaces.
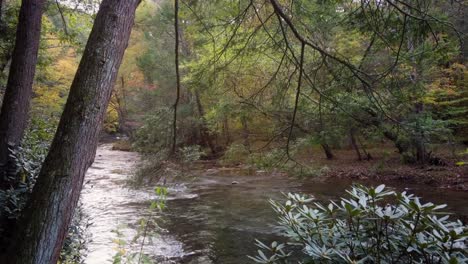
xmin=198 ymin=147 xmax=468 ymax=191
xmin=310 ymin=146 xmax=468 ymax=190
xmin=111 ymin=138 xmax=467 ymax=191
xmin=193 ymin=160 xmax=468 ymax=191
xmin=318 ymin=158 xmax=467 ymax=191
xmin=137 ymin=155 xmax=467 ymax=192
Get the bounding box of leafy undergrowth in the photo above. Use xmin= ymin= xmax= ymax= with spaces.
xmin=129 ymin=145 xmax=204 ymax=186
xmin=251 ymin=184 xmax=467 ymax=263
xmin=0 ymin=119 xmax=90 ymax=262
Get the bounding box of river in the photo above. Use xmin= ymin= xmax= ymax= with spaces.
xmin=80 ymin=144 xmax=468 ymax=263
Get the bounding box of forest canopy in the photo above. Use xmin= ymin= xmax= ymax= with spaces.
xmin=126 ymin=0 xmax=467 ymax=167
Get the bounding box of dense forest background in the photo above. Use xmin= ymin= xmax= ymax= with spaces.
xmin=0 ymin=0 xmax=467 ymax=262
xmin=1 ymin=0 xmax=467 ymax=167
xmin=0 ymin=0 xmax=467 ymax=200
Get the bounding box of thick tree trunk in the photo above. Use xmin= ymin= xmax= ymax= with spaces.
xmin=4 ymin=0 xmax=140 ymax=263
xmin=0 ymin=53 xmax=11 ymax=74
xmin=0 ymin=0 xmax=44 ymax=182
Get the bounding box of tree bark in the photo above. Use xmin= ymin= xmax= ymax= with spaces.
xmin=364 ymin=107 xmax=408 ymax=154
xmin=0 ymin=0 xmax=45 ymax=181
xmin=413 ymin=102 xmax=427 ymax=164
xmin=241 ymin=115 xmax=251 ymax=152
xmin=171 ymin=0 xmax=181 ymax=155
xmin=349 ymin=128 xmax=362 ymax=161
xmin=0 ymin=53 xmax=11 ymax=75
xmin=4 ymin=0 xmax=140 ymax=263
xmin=0 ymin=0 xmax=3 ymax=26
xmin=223 ymin=115 xmax=231 ymax=146
xmin=321 ymin=143 xmax=334 ymax=160
xmin=357 ymin=136 xmax=372 ymax=160
xmin=452 ymin=2 xmax=467 ymax=62
xmin=195 ymin=90 xmax=216 ymax=155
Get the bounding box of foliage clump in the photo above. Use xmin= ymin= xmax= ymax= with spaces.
xmin=251 ymin=185 xmax=467 ymax=264
xmin=221 ymin=143 xmax=251 ymax=165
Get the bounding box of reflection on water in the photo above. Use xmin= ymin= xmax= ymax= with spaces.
xmin=81 ymin=144 xmax=468 ymax=263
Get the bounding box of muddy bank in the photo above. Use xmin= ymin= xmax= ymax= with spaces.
xmin=302 ymin=145 xmax=468 ymax=190
xmin=321 ymin=165 xmax=467 ymax=190
xmin=201 ymin=146 xmax=468 ymax=191
xmin=316 ymin=156 xmax=468 ymax=191
xmin=186 ymin=157 xmax=467 ymax=191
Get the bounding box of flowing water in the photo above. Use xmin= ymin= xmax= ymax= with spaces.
xmin=81 ymin=144 xmax=468 ymax=263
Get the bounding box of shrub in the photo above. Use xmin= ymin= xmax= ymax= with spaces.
xmin=250 ymin=185 xmax=467 ymax=264
xmin=248 ymin=148 xmax=327 ymax=178
xmin=59 ymin=202 xmax=89 ymax=263
xmin=130 ymin=153 xmax=167 ymax=186
xmin=0 ymin=118 xmax=53 ymax=220
xmin=179 ymin=145 xmax=204 ymax=163
xmin=221 ymin=143 xmax=250 ymax=165
xmin=248 ymin=148 xmax=285 ymax=170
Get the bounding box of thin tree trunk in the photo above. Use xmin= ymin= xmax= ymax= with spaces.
xmin=376 ymin=125 xmax=406 ymax=154
xmin=195 ymin=90 xmax=216 ymax=155
xmin=241 ymin=115 xmax=251 ymax=152
xmin=413 ymin=102 xmax=427 ymax=164
xmin=115 ymin=76 xmax=128 ymax=133
xmin=0 ymin=0 xmax=45 ymax=180
xmin=349 ymin=128 xmax=362 ymax=161
xmin=365 ymin=108 xmax=408 ymax=154
xmin=357 ymin=136 xmax=372 ymax=160
xmin=318 ymin=95 xmax=333 ymax=160
xmin=171 ymin=0 xmax=181 ymax=155
xmin=177 ymin=17 xmax=216 ymax=155
xmin=223 ymin=115 xmax=231 ymax=146
xmin=4 ymin=0 xmax=140 ymax=263
xmin=452 ymin=2 xmax=467 ymax=62
xmin=407 ymin=11 xmax=430 ymax=164
xmin=321 ymin=143 xmax=334 ymax=160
